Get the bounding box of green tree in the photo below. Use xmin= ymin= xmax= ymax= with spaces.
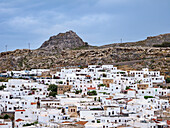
xmin=0 ymin=85 xmax=6 ymax=90
xmin=11 ymin=71 xmax=14 ymax=76
xmin=75 ymin=89 xmax=82 ymax=94
xmin=98 ymin=97 xmax=100 ymax=102
xmin=126 ymin=86 xmax=130 ymax=90
xmin=103 ymin=73 xmax=107 ymax=77
xmin=94 ymin=97 xmax=97 ymax=101
xmin=4 ymin=114 xmax=10 ymax=119
xmin=87 ymin=90 xmax=97 ymax=96
xmin=49 ymin=92 xmax=57 ymax=97
xmin=166 ymin=78 xmax=170 ymax=83
xmin=75 ymin=90 xmax=79 ymax=94
xmin=48 ymin=84 xmax=58 ymax=97
xmin=48 ymin=84 xmax=58 ymax=92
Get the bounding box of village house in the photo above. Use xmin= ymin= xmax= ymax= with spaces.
xmin=0 ymin=65 xmax=169 ymax=127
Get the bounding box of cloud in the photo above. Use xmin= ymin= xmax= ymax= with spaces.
xmin=0 ymin=0 xmax=170 ymax=52
xmin=97 ymin=0 xmax=131 ymax=6
xmin=32 ymin=13 xmax=112 ymax=36
xmin=0 ymin=8 xmax=17 ymax=14
xmin=7 ymin=16 xmax=39 ymax=29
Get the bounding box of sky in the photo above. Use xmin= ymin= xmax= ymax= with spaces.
xmin=0 ymin=0 xmax=170 ymax=52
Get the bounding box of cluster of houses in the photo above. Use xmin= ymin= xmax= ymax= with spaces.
xmin=0 ymin=65 xmax=169 ymax=128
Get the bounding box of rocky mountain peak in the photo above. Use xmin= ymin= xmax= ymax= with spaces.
xmin=39 ymin=30 xmax=88 ymax=51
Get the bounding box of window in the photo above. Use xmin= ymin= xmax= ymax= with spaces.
xmin=71 ymin=109 xmax=75 ymax=112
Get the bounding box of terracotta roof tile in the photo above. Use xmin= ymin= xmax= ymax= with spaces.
xmin=86 ymin=75 xmax=91 ymax=77
xmin=15 ymin=110 xmax=25 ymax=112
xmin=75 ymin=121 xmax=88 ymax=125
xmin=126 ymin=89 xmax=135 ymax=91
xmin=106 ymin=98 xmax=112 ymax=100
xmin=62 ymin=121 xmax=72 ymax=124
xmin=0 ymin=123 xmax=7 ymax=125
xmin=127 ymin=99 xmax=133 ymax=102
xmin=16 ymin=119 xmax=24 ymax=122
xmin=87 ymin=87 xmax=96 ymax=90
xmin=31 ymin=102 xmax=37 ymax=105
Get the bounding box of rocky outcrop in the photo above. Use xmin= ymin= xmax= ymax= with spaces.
xmin=39 ymin=30 xmax=88 ymax=51
xmin=100 ymin=33 xmax=170 ymax=48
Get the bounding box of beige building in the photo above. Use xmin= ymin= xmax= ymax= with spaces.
xmin=57 ymin=85 xmax=72 ymax=95
xmin=68 ymin=106 xmax=78 ymax=117
xmin=102 ymin=79 xmax=113 ymax=87
xmin=137 ymin=84 xmax=149 ymax=90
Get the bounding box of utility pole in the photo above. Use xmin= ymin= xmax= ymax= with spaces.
xmin=28 ymin=43 xmax=30 ymax=50
xmin=5 ymin=45 xmax=7 ymax=59
xmin=120 ymin=38 xmax=122 ymax=43
xmin=28 ymin=43 xmax=31 ymax=56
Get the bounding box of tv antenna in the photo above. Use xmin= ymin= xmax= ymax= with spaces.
xmin=5 ymin=45 xmax=7 ymax=52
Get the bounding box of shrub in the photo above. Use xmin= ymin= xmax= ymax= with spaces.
xmin=79 ymin=65 xmax=84 ymax=69
xmin=90 ymin=108 xmax=102 ymax=110
xmin=58 ymin=81 xmax=63 ymax=84
xmin=98 ymin=84 xmax=106 ymax=87
xmin=34 ymin=121 xmax=38 ymax=124
xmin=144 ymin=96 xmax=154 ymax=99
xmin=31 ymin=88 xmax=37 ymax=90
xmin=75 ymin=90 xmax=82 ymax=94
xmin=97 ymin=120 xmax=100 ymax=123
xmin=23 ymin=123 xmax=34 ymax=127
xmin=153 ymin=42 xmax=170 ymax=47
xmin=87 ymin=90 xmax=97 ymax=96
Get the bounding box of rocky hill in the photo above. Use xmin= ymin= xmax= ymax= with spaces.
xmin=0 ymin=31 xmax=169 ymax=75
xmin=39 ymin=30 xmax=89 ymax=51
xmin=100 ymin=33 xmax=170 ymax=48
